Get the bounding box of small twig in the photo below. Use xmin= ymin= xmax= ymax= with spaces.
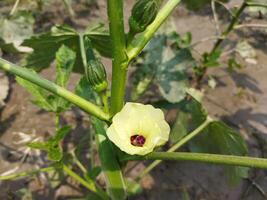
xmin=211 ymin=0 xmax=221 ymax=35
xmin=9 ymin=0 xmax=20 ymax=16
xmin=189 ymin=35 xmax=221 ymax=48
xmin=235 ymin=24 xmax=267 ymax=29
xmin=213 ymin=0 xmax=234 ymax=17
xmin=246 ymin=3 xmax=267 ymax=9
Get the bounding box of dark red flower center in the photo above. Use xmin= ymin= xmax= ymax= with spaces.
xmin=130 ymin=135 xmax=146 ymax=147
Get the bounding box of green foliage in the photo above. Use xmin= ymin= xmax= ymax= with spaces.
xmin=75 ymin=76 xmax=96 ymax=102
xmin=17 ymin=45 xmax=76 ymax=112
xmin=27 ymin=125 xmax=71 ymax=161
xmin=22 ymin=24 xmax=112 ymax=73
xmin=202 ymin=50 xmax=221 ymax=68
xmin=166 ymin=96 xmax=248 ymax=185
xmin=0 ymin=10 xmax=34 ymax=53
xmin=131 ymin=34 xmax=195 ymax=103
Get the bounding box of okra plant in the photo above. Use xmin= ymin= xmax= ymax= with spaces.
xmin=1 ymin=0 xmax=267 ymax=199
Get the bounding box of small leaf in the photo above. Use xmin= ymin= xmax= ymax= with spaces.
xmin=48 ymin=145 xmax=63 ymax=161
xmin=50 ymin=45 xmax=76 ymax=112
xmin=27 ymin=141 xmax=49 ymax=150
xmin=75 ymin=76 xmax=96 ymax=101
xmin=202 ymin=50 xmax=221 ymax=68
xmin=55 ymin=45 xmax=76 ymax=87
xmin=16 ymin=70 xmax=54 ymax=111
xmin=125 ymin=179 xmax=142 ymax=196
xmin=53 ymin=125 xmax=72 ymax=143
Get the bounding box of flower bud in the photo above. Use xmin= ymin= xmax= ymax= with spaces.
xmin=129 ymin=0 xmax=159 ymax=34
xmin=86 ymin=59 xmax=108 ymax=93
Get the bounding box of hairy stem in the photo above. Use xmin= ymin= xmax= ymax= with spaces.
xmin=122 ymin=152 xmax=267 ymax=169
xmin=92 ymin=118 xmax=127 ymax=200
xmin=0 ymin=58 xmax=110 ymax=121
xmin=108 ymin=0 xmax=128 ymax=115
xmin=127 ymin=0 xmax=182 ymax=61
xmin=63 ymin=165 xmax=109 ymax=200
xmin=0 ymin=166 xmax=54 ymax=181
xmin=134 ymin=117 xmax=213 ymax=181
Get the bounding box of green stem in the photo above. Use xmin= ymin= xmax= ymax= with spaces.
xmin=108 ymin=0 xmax=128 ymax=116
xmin=211 ymin=1 xmax=247 ymax=53
xmin=0 ymin=58 xmax=110 ymax=121
xmin=127 ymin=0 xmax=182 ymax=61
xmin=63 ymin=164 xmax=109 ymax=200
xmin=79 ymin=33 xmax=88 ymax=78
xmin=9 ymin=0 xmax=20 ymax=16
xmin=70 ymin=150 xmax=87 ymax=173
xmin=101 ymin=91 xmax=109 ymax=113
xmin=246 ymin=2 xmax=267 ymax=9
xmin=92 ymin=118 xmax=127 ymax=200
xmin=122 ymin=152 xmax=267 ymax=170
xmin=0 ymin=166 xmax=54 ymax=181
xmin=134 ymin=117 xmax=212 ymax=181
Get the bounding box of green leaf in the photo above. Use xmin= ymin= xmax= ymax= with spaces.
xmin=202 ymin=50 xmax=221 ymax=68
xmin=166 ymin=96 xmax=248 ymax=185
xmin=48 ymin=145 xmax=63 ymax=161
xmin=84 ymin=23 xmax=112 ymax=58
xmin=86 ymin=166 xmax=102 ymax=181
xmin=190 ymin=121 xmax=248 ymax=185
xmin=51 ymin=45 xmax=76 ymax=112
xmin=53 ymin=125 xmax=72 ymax=143
xmin=168 ymin=31 xmax=192 ymax=50
xmin=130 ymin=35 xmax=165 ymax=100
xmin=16 ymin=70 xmax=54 ymax=111
xmin=22 ymin=24 xmax=111 ymax=73
xmin=131 ymin=34 xmax=195 ymax=103
xmin=75 ymin=76 xmax=96 ymax=102
xmin=27 ymin=141 xmax=49 ymax=150
xmin=156 ymin=48 xmax=194 ymax=103
xmin=21 ymin=25 xmax=78 ymax=71
xmin=55 ymin=45 xmax=76 ymax=87
xmin=0 ymin=10 xmax=34 ymax=53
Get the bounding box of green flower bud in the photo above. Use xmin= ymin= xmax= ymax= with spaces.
xmin=87 ymin=59 xmax=108 ymax=93
xmin=129 ymin=0 xmax=159 ymax=34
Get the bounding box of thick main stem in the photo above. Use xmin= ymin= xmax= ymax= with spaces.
xmin=108 ymin=0 xmax=128 ymax=115
xmin=122 ymin=152 xmax=267 ymax=170
xmin=0 ymin=58 xmax=110 ymax=121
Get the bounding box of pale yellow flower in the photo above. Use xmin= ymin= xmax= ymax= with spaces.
xmin=107 ymin=102 xmax=170 ymax=155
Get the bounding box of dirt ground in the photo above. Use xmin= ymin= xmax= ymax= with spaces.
xmin=1 ymin=0 xmax=267 ymax=199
